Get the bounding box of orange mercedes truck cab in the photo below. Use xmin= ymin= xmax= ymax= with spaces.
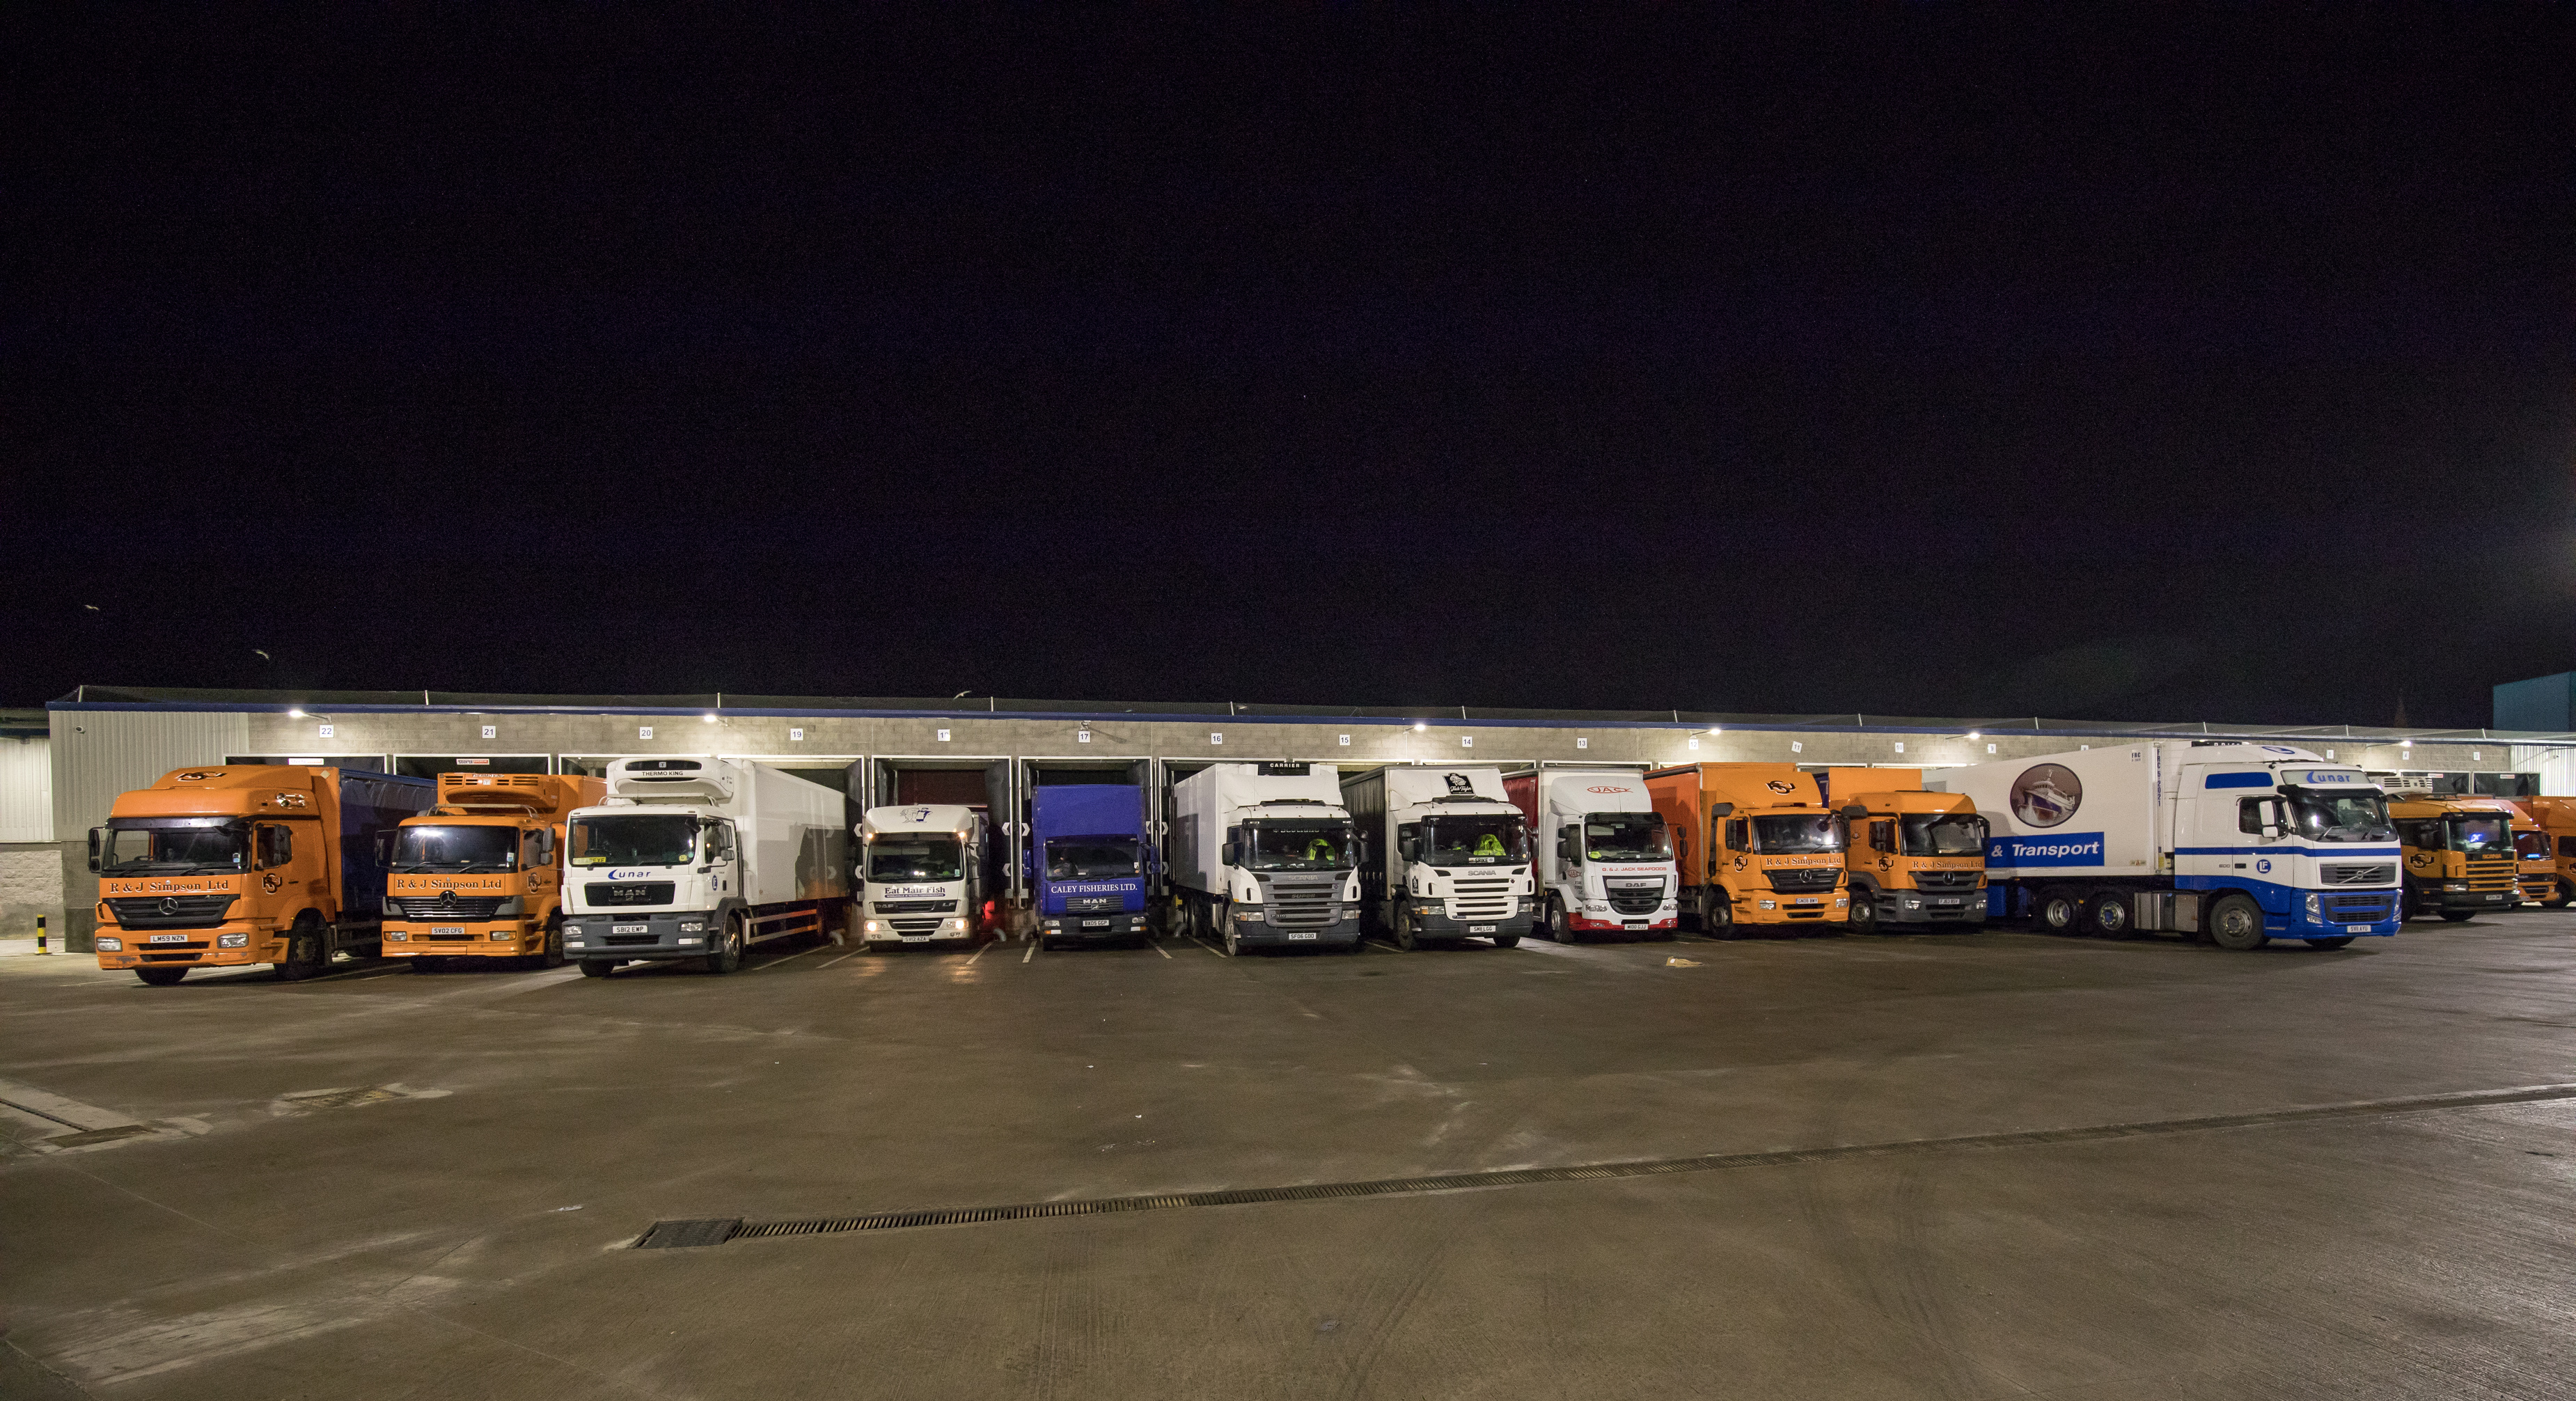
xmin=2524 ymin=796 xmax=2576 ymax=908
xmin=384 ymin=772 xmax=607 ymax=969
xmin=2387 ymin=794 xmax=2522 ymax=922
xmin=1835 ymin=783 xmax=1988 ymax=934
xmin=89 ymin=765 xmax=432 ymax=985
xmin=1644 ymin=762 xmax=1846 ymax=935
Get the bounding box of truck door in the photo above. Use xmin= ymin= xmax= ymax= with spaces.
xmin=2174 ymin=768 xmax=2233 ymax=891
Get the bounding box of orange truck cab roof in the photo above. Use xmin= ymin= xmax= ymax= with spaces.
xmin=1834 ymin=789 xmax=1978 ymax=820
xmin=109 ymin=764 xmax=342 ymax=820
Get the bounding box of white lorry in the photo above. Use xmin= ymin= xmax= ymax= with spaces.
xmin=1340 ymin=765 xmax=1537 ymax=950
xmin=1934 ymin=741 xmax=2404 ymax=950
xmin=858 ymin=804 xmax=991 ymax=948
xmin=1504 ymin=766 xmax=1680 ymax=941
xmin=560 ymin=756 xmax=852 ymax=976
xmin=1167 ymin=761 xmax=1361 ymax=956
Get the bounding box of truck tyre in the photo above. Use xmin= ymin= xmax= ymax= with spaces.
xmin=577 ymin=959 xmax=616 ymax=978
xmin=1705 ymin=893 xmax=1736 ymax=939
xmin=2438 ymin=910 xmax=2476 ymax=923
xmin=1490 ymin=933 xmax=1521 ymax=948
xmin=134 ymin=966 xmax=188 ymax=986
xmin=1223 ymin=923 xmax=1244 ymax=957
xmin=1541 ymin=895 xmax=1566 ymax=941
xmin=2553 ymin=879 xmax=2573 ymax=909
xmin=538 ymin=916 xmax=567 ymax=969
xmin=278 ymin=915 xmax=331 ymax=980
xmin=2207 ymin=893 xmax=2268 ymax=950
xmin=1847 ymin=889 xmax=1879 ymax=935
xmin=2082 ymin=892 xmax=2131 ymax=937
xmin=2037 ymin=891 xmax=2080 ymax=934
xmin=2304 ymin=937 xmax=2357 ymax=949
xmin=1394 ymin=905 xmax=1420 ymax=951
xmin=705 ymin=914 xmax=746 ymax=973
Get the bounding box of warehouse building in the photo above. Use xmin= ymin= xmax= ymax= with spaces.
xmin=27 ymin=685 xmax=2576 ymax=950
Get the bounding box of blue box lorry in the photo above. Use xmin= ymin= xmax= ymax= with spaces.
xmin=1029 ymin=785 xmax=1154 ymax=948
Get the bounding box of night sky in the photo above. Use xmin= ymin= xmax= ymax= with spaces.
xmin=10 ymin=8 xmax=2572 ymax=727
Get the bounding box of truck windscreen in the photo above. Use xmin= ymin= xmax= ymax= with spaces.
xmin=393 ymin=825 xmax=518 ymax=872
xmin=870 ymin=837 xmax=964 ymax=882
xmin=1582 ymin=813 xmax=1671 ymax=861
xmin=2285 ymin=792 xmax=2393 ymax=843
xmin=1046 ymin=838 xmax=1140 ymax=880
xmin=570 ymin=814 xmax=698 ymax=867
xmin=1426 ymin=815 xmax=1528 ymax=864
xmin=2444 ymin=815 xmax=2511 ymax=852
xmin=1751 ymin=813 xmax=1844 ymax=854
xmin=2517 ymin=830 xmax=2552 ymax=861
xmin=1247 ymin=821 xmax=1354 ymax=871
xmin=1900 ymin=814 xmax=1988 ymax=856
xmin=99 ymin=820 xmax=246 ymax=874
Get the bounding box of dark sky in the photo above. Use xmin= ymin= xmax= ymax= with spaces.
xmin=10 ymin=8 xmax=2573 ymax=727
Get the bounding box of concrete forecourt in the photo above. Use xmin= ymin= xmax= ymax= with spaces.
xmin=6 ymin=909 xmax=2576 ymax=1400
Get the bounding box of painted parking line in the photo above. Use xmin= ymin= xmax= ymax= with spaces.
xmin=966 ymin=941 xmax=989 ymax=966
xmin=1021 ymin=941 xmax=1037 ymax=964
xmin=814 ymin=951 xmax=858 ymax=971
xmin=1153 ymin=941 xmax=1172 ymax=960
xmin=301 ymin=962 xmax=409 ymax=984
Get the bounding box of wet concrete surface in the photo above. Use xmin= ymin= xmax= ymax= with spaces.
xmin=2 ymin=915 xmax=2573 ymax=1399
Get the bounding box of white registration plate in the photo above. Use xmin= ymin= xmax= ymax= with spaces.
xmin=2346 ymin=924 xmax=2369 ymax=933
xmin=1082 ymin=918 xmax=1111 ymax=928
xmin=432 ymin=925 xmax=466 ymax=937
xmin=902 ymin=934 xmax=929 ymax=942
xmin=1793 ymin=898 xmax=1820 ymax=907
xmin=1624 ymin=921 xmax=1647 ymax=930
xmin=148 ymin=934 xmax=187 ymax=944
xmin=1285 ymin=932 xmax=1317 ymax=941
xmin=1468 ymin=924 xmax=1496 ymax=933
xmin=612 ymin=923 xmax=647 ymax=934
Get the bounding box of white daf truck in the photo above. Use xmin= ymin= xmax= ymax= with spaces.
xmin=1935 ymin=741 xmax=2404 ymax=950
xmin=1168 ymin=761 xmax=1361 ymax=956
xmin=560 ymin=757 xmax=851 ymax=976
xmin=1505 ymin=766 xmax=1680 ymax=940
xmin=858 ymin=804 xmax=991 ymax=948
xmin=1341 ymin=765 xmax=1537 ymax=950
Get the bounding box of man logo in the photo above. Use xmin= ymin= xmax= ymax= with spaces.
xmin=2009 ymin=764 xmax=2084 ymax=828
xmin=1765 ymin=780 xmax=1795 ymax=795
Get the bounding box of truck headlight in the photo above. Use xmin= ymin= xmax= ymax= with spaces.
xmin=1583 ymin=900 xmax=1608 ymax=912
xmin=945 ymin=917 xmax=970 ymax=932
xmin=492 ymin=929 xmax=512 ymax=940
xmin=218 ymin=932 xmax=249 ymax=948
xmin=1903 ymin=899 xmax=1921 ymax=909
xmin=863 ymin=919 xmax=881 ymax=934
xmin=679 ymin=921 xmax=705 ymax=932
xmin=1042 ymin=919 xmax=1062 ymax=931
xmin=2442 ymin=882 xmax=2467 ymax=892
xmin=96 ymin=937 xmax=123 ymax=951
xmin=386 ymin=930 xmax=407 ymax=941
xmin=1758 ymin=900 xmax=1777 ymax=910
xmin=2303 ymin=893 xmax=2321 ymax=918
xmin=1232 ymin=908 xmax=1263 ymax=924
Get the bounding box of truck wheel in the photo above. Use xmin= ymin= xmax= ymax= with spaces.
xmin=1223 ymin=924 xmax=1243 ymax=957
xmin=2207 ymin=893 xmax=2268 ymax=950
xmin=1706 ymin=893 xmax=1736 ymax=939
xmin=2554 ymin=879 xmax=2574 ymax=909
xmin=2437 ymin=910 xmax=2476 ymax=923
xmin=134 ymin=966 xmax=187 ymax=986
xmin=2304 ymin=937 xmax=2357 ymax=949
xmin=577 ymin=959 xmax=617 ymax=978
xmin=1548 ymin=895 xmax=1578 ymax=944
xmin=1847 ymin=890 xmax=1878 ymax=935
xmin=1490 ymin=933 xmax=1521 ymax=948
xmin=705 ymin=915 xmax=746 ymax=973
xmin=1394 ymin=907 xmax=1420 ymax=951
xmin=278 ymin=916 xmax=331 ymax=980
xmin=2082 ymin=892 xmax=2130 ymax=937
xmin=537 ymin=916 xmax=567 ymax=969
xmin=2036 ymin=891 xmax=2080 ymax=933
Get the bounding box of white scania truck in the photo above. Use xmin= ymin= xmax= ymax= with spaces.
xmin=858 ymin=804 xmax=991 ymax=948
xmin=1504 ymin=766 xmax=1680 ymax=940
xmin=1168 ymin=761 xmax=1361 ymax=956
xmin=560 ymin=757 xmax=852 ymax=976
xmin=1936 ymin=741 xmax=2404 ymax=950
xmin=1341 ymin=765 xmax=1537 ymax=950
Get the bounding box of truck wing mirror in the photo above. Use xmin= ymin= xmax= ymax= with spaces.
xmin=1709 ymin=802 xmax=1734 ymax=817
xmin=86 ymin=828 xmax=101 ymax=873
xmin=375 ymin=831 xmax=395 ymax=865
xmin=1840 ymin=805 xmax=1867 ymax=820
xmin=1220 ymin=841 xmax=1238 ymax=866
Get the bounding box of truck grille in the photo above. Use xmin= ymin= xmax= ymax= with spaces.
xmin=1447 ymin=875 xmax=1515 ymax=920
xmin=388 ymin=895 xmax=509 ymax=920
xmin=2520 ymin=872 xmax=2554 ymax=900
xmin=1065 ymin=894 xmax=1124 ymax=913
xmin=1912 ymin=869 xmax=1979 ymax=889
xmin=1766 ymin=868 xmax=1841 ymax=893
xmin=888 ymin=918 xmax=948 ymax=934
xmin=2322 ymin=893 xmax=2395 ymax=923
xmin=2463 ymin=855 xmax=2516 ymax=892
xmin=2320 ymin=863 xmax=2396 ymax=886
xmin=871 ymin=899 xmax=956 ymax=914
xmin=1606 ymin=881 xmax=1665 ymax=916
xmin=105 ymin=895 xmax=236 ymax=930
xmin=1264 ymin=875 xmax=1344 ymax=930
xmin=584 ymin=882 xmax=675 ymax=907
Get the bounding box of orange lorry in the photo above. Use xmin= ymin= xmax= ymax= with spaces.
xmin=1830 ymin=770 xmax=1989 ymax=934
xmin=384 ymin=772 xmax=606 ymax=969
xmin=2522 ymin=797 xmax=2576 ymax=907
xmin=2510 ymin=808 xmax=2557 ymax=908
xmin=2387 ymin=793 xmax=2522 ymax=921
xmin=88 ymin=765 xmax=433 ymax=985
xmin=1644 ymin=762 xmax=1848 ymax=934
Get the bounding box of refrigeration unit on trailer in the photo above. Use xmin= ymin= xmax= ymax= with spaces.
xmin=1645 ymin=763 xmax=1848 ymax=935
xmin=90 ymin=765 xmax=432 ymax=985
xmin=1502 ymin=767 xmax=1677 ymax=940
xmin=1028 ymin=785 xmax=1154 ymax=948
xmin=858 ymin=804 xmax=991 ymax=948
xmin=1167 ymin=761 xmax=1360 ymax=956
xmin=1936 ymin=742 xmax=2402 ymax=950
xmin=2383 ymin=793 xmax=2524 ymax=921
xmin=383 ymin=772 xmax=606 ymax=969
xmin=1830 ymin=769 xmax=1988 ymax=934
xmin=1342 ymin=765 xmax=1537 ymax=949
xmin=560 ymin=757 xmax=852 ymax=976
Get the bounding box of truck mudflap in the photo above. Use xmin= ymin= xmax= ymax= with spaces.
xmin=561 ymin=909 xmax=728 ymax=961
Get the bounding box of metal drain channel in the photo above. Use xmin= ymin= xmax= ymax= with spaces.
xmin=644 ymin=1081 xmax=2576 ymax=1249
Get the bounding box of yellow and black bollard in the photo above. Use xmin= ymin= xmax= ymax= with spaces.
xmin=35 ymin=914 xmax=48 ymax=955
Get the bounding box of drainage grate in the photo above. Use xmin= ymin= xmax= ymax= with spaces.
xmin=634 ymin=1218 xmax=742 ymax=1249
xmin=637 ymin=1081 xmax=2576 ymax=1248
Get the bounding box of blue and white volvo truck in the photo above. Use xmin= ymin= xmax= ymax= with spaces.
xmin=858 ymin=804 xmax=991 ymax=949
xmin=1029 ymin=785 xmax=1154 ymax=949
xmin=1937 ymin=742 xmax=2403 ymax=950
xmin=561 ymin=757 xmax=852 ymax=976
xmin=1168 ymin=762 xmax=1362 ymax=956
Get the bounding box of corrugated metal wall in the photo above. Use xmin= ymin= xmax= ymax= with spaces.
xmin=49 ymin=710 xmax=249 ymax=949
xmin=0 ymin=735 xmax=50 ymax=842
